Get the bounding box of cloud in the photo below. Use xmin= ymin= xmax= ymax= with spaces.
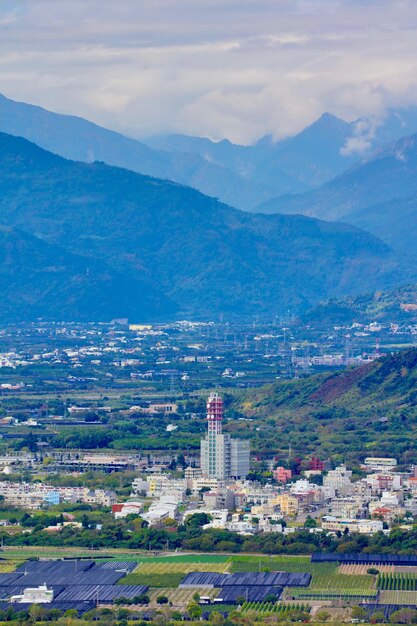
xmin=1 ymin=0 xmax=417 ymax=142
xmin=341 ymin=117 xmax=380 ymax=156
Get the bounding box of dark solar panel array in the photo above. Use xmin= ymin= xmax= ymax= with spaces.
xmin=0 ymin=560 xmax=144 ymax=607
xmin=0 ymin=601 xmax=95 ymax=615
xmin=10 ymin=561 xmax=136 ymax=587
xmin=15 ymin=560 xmax=94 ymax=574
xmin=180 ymin=571 xmax=311 ymax=588
xmin=0 ymin=574 xmax=24 ymax=586
xmin=55 ymin=584 xmax=148 ymax=603
xmin=180 ymin=572 xmax=226 ymax=587
xmin=93 ymin=561 xmax=137 ymax=573
xmin=216 ymin=586 xmax=283 ymax=603
xmin=312 ymin=553 xmax=417 ymax=566
xmin=221 ymin=572 xmax=311 ymax=587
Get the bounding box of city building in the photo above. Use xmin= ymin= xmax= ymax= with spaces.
xmin=200 ymin=393 xmax=249 ymax=480
xmin=363 ymin=457 xmax=398 ymax=472
xmin=273 ymin=467 xmax=292 ymax=483
xmin=321 ymin=516 xmax=384 ymax=534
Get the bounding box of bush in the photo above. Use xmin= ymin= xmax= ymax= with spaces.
xmin=157 ymin=595 xmax=169 ymax=605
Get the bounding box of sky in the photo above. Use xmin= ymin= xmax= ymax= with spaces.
xmin=1 ymin=0 xmax=417 ymax=143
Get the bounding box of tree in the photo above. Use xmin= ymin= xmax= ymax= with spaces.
xmin=185 ymin=512 xmax=212 ymax=528
xmin=304 ymin=515 xmax=317 ymax=529
xmin=186 ymin=601 xmax=202 ymax=620
xmin=29 ymin=604 xmax=47 ymax=622
xmin=370 ymin=611 xmax=385 ymax=624
xmin=351 ymin=606 xmax=367 ymax=621
xmin=390 ymin=608 xmax=417 ymax=624
xmin=45 ymin=608 xmax=62 ymax=621
xmin=367 ymin=567 xmax=380 ymax=576
xmin=210 ymin=611 xmax=225 ymax=626
xmin=315 ymin=610 xmax=331 ymax=622
xmin=157 ymin=595 xmax=169 ymax=605
xmin=134 ymin=594 xmax=150 ymax=605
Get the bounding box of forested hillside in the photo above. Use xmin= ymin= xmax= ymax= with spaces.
xmin=232 ymin=348 xmax=417 ymax=464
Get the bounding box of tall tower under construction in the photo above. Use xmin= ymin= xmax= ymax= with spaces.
xmin=200 ymin=392 xmax=250 ymax=480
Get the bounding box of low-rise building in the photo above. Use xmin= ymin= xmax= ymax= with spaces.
xmin=321 ymin=516 xmax=383 ymax=534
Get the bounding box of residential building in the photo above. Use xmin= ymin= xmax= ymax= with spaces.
xmin=200 ymin=393 xmax=249 ymax=480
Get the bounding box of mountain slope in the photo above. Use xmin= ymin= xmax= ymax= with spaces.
xmin=256 ymin=133 xmax=417 ymax=228
xmin=0 ymin=93 xmax=301 ymax=209
xmin=301 ymin=283 xmax=417 ymax=327
xmin=234 ymin=348 xmax=417 ymax=464
xmin=146 ymin=114 xmax=357 ymax=195
xmin=0 ymin=132 xmax=413 ymax=319
xmin=0 ymin=226 xmax=171 ymax=321
xmin=254 ymin=113 xmax=358 ymax=188
xmin=347 ymin=195 xmax=417 ymax=257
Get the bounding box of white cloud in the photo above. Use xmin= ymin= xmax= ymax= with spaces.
xmin=1 ymin=0 xmax=417 ymax=142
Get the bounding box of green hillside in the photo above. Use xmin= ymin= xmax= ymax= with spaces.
xmin=301 ymin=284 xmax=417 ymax=326
xmin=232 ymin=348 xmax=417 ymax=464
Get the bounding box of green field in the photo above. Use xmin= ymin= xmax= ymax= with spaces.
xmin=379 ymin=590 xmax=417 ymax=605
xmin=378 ymin=572 xmax=417 ymax=590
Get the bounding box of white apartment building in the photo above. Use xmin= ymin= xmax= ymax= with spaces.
xmin=323 ymin=465 xmax=353 ymax=497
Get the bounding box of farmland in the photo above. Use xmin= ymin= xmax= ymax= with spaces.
xmin=378 ymin=572 xmax=417 ymax=590
xmin=241 ymin=602 xmax=311 ymax=614
xmin=134 ymin=561 xmax=231 ymax=574
xmin=148 ymin=587 xmax=218 ymax=605
xmin=379 ymin=590 xmax=417 ymax=605
xmin=1 ymin=551 xmax=417 ymax=610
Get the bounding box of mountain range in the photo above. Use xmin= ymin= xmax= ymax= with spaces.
xmin=256 ymin=132 xmax=417 ymax=258
xmin=4 ymin=92 xmax=417 ymax=212
xmin=0 ymin=93 xmax=302 ymax=210
xmin=0 ymin=131 xmax=412 ymax=321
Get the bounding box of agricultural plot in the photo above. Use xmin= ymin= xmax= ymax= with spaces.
xmin=378 ymin=573 xmax=417 ymax=591
xmin=133 ymin=554 xmax=229 ymax=564
xmin=120 ymin=572 xmax=185 ymax=588
xmin=288 ymin=568 xmax=377 ymax=600
xmin=148 ymin=587 xmax=218 ymax=605
xmin=289 ymin=589 xmax=377 ymax=600
xmin=229 ymin=555 xmax=312 ymax=573
xmin=241 ymin=602 xmax=311 ymax=614
xmin=134 ymin=561 xmax=230 ymax=574
xmin=338 ymin=564 xmax=394 ymax=575
xmin=379 ymin=590 xmax=417 ymax=605
xmin=0 ymin=560 xmax=23 ymax=574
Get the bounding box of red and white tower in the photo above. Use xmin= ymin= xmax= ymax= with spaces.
xmin=207 ymin=392 xmax=223 ymax=435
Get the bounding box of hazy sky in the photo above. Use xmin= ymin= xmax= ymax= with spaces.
xmin=1 ymin=0 xmax=417 ymax=143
